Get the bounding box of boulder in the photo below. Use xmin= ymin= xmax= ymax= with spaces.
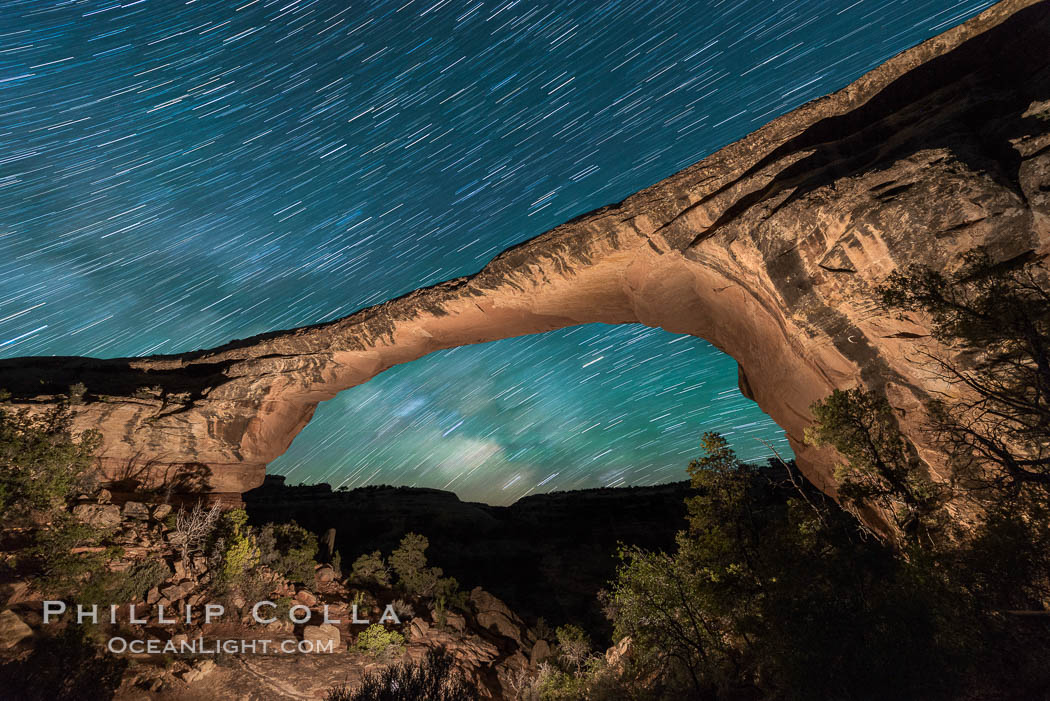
xmin=408 ymin=618 xmax=430 ymax=641
xmin=0 ymin=610 xmax=33 ymax=649
xmin=530 ymin=639 xmax=551 ymax=667
xmin=122 ymin=501 xmax=150 ymax=520
xmin=151 ymin=503 xmax=172 ymax=521
xmin=469 ymin=587 xmax=525 ymax=644
xmin=444 ymin=611 xmax=466 ymax=632
xmin=302 ymin=623 xmax=340 ymax=652
xmin=0 ymin=581 xmax=29 ymax=608
xmin=161 ymin=579 xmax=194 ymax=602
xmin=605 ymin=636 xmax=633 ymax=671
xmin=295 ymin=589 xmax=317 ymax=607
xmin=71 ymin=503 xmax=122 ymax=528
xmin=315 ymin=566 xmax=335 ymax=584
xmin=179 ymin=658 xmax=215 ymax=683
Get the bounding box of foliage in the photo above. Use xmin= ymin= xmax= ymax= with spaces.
xmin=389 ymin=533 xmax=443 ymax=597
xmin=433 ymin=592 xmax=447 ymax=629
xmin=325 ymin=647 xmax=471 ymax=701
xmin=234 ymin=567 xmax=280 ymax=615
xmin=554 ymin=625 xmax=591 ymax=674
xmin=354 ymin=623 xmax=405 ymax=662
xmin=531 ymin=617 xmax=553 ymax=642
xmin=212 ymin=508 xmax=259 ymax=584
xmin=331 ymin=550 xmax=342 ymax=576
xmin=806 ymin=389 xmax=944 ymax=541
xmin=80 ymin=559 xmax=171 ymax=607
xmin=0 ymin=624 xmax=127 ymax=700
xmin=350 ymin=550 xmax=391 ymax=588
xmin=603 ymin=433 xmax=991 ymax=701
xmin=518 ymin=658 xmax=625 ymax=701
xmin=390 ymin=598 xmax=414 ymax=620
xmin=879 ymin=248 xmax=1050 ymax=504
xmin=257 ymin=520 xmax=318 ymax=584
xmin=23 ymin=513 xmax=113 ymax=595
xmin=0 ymin=403 xmax=100 ymax=521
xmin=67 ymin=382 xmax=87 ymax=405
xmin=386 ymin=533 xmax=465 ymax=607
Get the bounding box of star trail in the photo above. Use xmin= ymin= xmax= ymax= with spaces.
xmin=1 ymin=0 xmax=995 ymax=503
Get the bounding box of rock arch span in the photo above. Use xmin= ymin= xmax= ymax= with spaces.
xmin=1 ymin=0 xmax=1048 ymax=521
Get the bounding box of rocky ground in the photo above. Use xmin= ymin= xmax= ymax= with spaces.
xmin=0 ymin=489 xmax=610 ymax=700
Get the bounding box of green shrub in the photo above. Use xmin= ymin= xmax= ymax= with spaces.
xmin=350 ymin=550 xmax=391 ymax=588
xmin=530 ymin=657 xmax=625 ymax=701
xmin=0 ymin=404 xmax=100 ymax=521
xmin=331 ymin=550 xmax=342 ymax=577
xmin=273 ymin=595 xmax=293 ymax=621
xmin=604 ymin=433 xmax=977 ymax=701
xmin=534 ymin=664 xmax=587 ymax=701
xmin=257 ymin=521 xmax=318 ymax=584
xmin=806 ymin=389 xmax=943 ymax=541
xmin=80 ymin=559 xmax=171 ymax=607
xmin=325 ymin=647 xmax=471 ymax=701
xmin=0 ymin=624 xmax=127 ymax=700
xmin=213 ymin=509 xmax=259 ymax=584
xmin=354 ymin=623 xmax=405 ymax=662
xmin=554 ymin=625 xmax=591 ymax=674
xmin=26 ymin=513 xmax=112 ymax=595
xmin=389 ymin=533 xmax=443 ymax=597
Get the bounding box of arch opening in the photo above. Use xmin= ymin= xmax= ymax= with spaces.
xmin=269 ymin=323 xmax=791 ymax=505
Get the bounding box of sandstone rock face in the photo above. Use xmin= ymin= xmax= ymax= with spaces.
xmin=72 ymin=502 xmax=122 ymax=528
xmin=0 ymin=0 xmax=1047 ymax=524
xmin=470 ymin=587 xmax=527 ymax=644
xmin=302 ymin=623 xmax=341 ymax=652
xmin=0 ymin=610 xmax=32 ymax=649
xmin=122 ymin=501 xmax=150 ymax=520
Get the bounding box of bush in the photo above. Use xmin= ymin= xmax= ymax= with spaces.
xmin=554 ymin=625 xmax=591 ymax=674
xmin=0 ymin=403 xmax=100 ymax=521
xmin=350 ymin=550 xmax=391 ymax=588
xmin=0 ymin=624 xmax=127 ymax=700
xmin=173 ymin=502 xmax=221 ymax=563
xmin=257 ymin=521 xmax=318 ymax=584
xmin=212 ymin=509 xmax=259 ymax=584
xmin=390 ymin=599 xmax=414 ymax=621
xmin=389 ymin=533 xmax=443 ymax=597
xmin=354 ymin=623 xmax=405 ymax=662
xmin=331 ymin=550 xmax=342 ymax=576
xmin=325 ymin=647 xmax=471 ymax=701
xmin=604 ymin=433 xmax=980 ymax=701
xmin=519 ymin=658 xmax=624 ymax=701
xmin=806 ymin=389 xmax=943 ymax=541
xmin=26 ymin=513 xmax=112 ymax=595
xmin=80 ymin=559 xmax=171 ymax=607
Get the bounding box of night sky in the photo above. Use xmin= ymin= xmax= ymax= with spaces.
xmin=2 ymin=0 xmax=994 ymax=504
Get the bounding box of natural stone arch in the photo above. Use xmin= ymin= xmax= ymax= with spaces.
xmin=1 ymin=0 xmax=1048 ymax=527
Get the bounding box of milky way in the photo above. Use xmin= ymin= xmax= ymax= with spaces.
xmin=1 ymin=0 xmax=994 ymax=503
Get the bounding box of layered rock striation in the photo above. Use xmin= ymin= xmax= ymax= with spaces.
xmin=1 ymin=0 xmax=1048 ymax=514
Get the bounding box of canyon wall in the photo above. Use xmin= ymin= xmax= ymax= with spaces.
xmin=1 ymin=0 xmax=1048 ymax=515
